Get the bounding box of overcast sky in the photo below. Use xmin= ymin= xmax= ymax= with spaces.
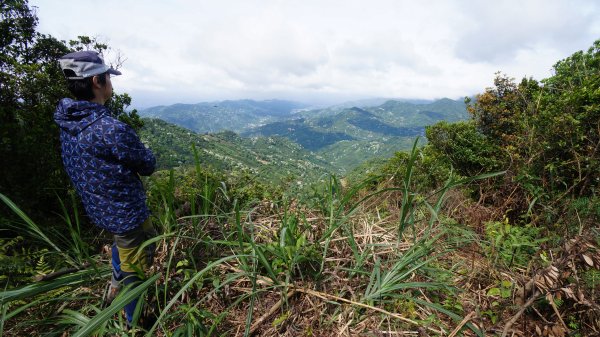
xmin=30 ymin=0 xmax=600 ymax=108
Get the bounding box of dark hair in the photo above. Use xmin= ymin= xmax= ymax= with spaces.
xmin=64 ymin=70 xmax=108 ymax=101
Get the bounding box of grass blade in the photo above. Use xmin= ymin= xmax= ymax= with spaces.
xmin=0 ymin=193 xmax=62 ymax=254
xmin=0 ymin=266 xmax=109 ymax=303
xmin=72 ymin=273 xmax=160 ymax=337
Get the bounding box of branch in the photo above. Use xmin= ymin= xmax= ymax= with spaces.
xmin=501 ymin=291 xmax=541 ymax=337
xmin=249 ymin=290 xmax=296 ymax=335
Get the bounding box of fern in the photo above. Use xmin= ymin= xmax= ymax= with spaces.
xmin=0 ymin=237 xmax=53 ymax=285
xmin=583 ymin=269 xmax=600 ymax=289
xmin=34 ymin=254 xmax=53 ymax=277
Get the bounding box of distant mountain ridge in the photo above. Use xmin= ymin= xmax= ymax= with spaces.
xmin=243 ymin=98 xmax=468 ymax=169
xmin=139 ymin=99 xmax=309 ymax=134
xmin=139 ymin=98 xmax=468 ymax=171
xmin=138 ymin=118 xmax=337 ymax=183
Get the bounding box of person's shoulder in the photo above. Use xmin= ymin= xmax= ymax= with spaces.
xmin=96 ymin=109 xmax=126 ymax=127
xmin=98 ymin=114 xmax=137 ymax=138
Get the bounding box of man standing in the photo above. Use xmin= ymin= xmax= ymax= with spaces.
xmin=54 ymin=50 xmax=156 ymax=328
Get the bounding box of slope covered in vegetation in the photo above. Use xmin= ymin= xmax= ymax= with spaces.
xmin=1 ymin=2 xmax=599 ymax=336
xmin=244 ymin=98 xmax=468 ymax=169
xmin=139 ymin=118 xmax=337 ymax=184
xmin=138 ymin=100 xmax=309 ymax=134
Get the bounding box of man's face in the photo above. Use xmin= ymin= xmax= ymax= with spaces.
xmin=90 ymin=72 xmax=114 ymax=104
xmin=104 ymin=73 xmax=113 ymax=99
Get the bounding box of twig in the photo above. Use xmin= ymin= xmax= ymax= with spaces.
xmin=531 ymin=305 xmax=552 ymax=324
xmin=249 ymin=290 xmax=296 ymax=335
xmin=548 ymin=294 xmax=569 ymax=332
xmin=448 ymin=311 xmax=476 ymax=337
xmin=291 ymin=286 xmax=444 ymax=335
xmin=417 ymin=289 xmax=434 ymax=317
xmin=226 ymin=265 xmax=444 ymax=335
xmin=501 ymin=291 xmax=540 ymax=337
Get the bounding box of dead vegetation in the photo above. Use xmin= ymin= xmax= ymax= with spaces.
xmin=138 ymin=185 xmax=600 ymax=336
xmin=2 ymin=176 xmax=599 ymax=336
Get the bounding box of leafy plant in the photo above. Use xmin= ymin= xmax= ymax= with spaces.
xmin=264 ymin=204 xmax=321 ymax=282
xmin=487 ymin=280 xmax=513 ymax=299
xmin=362 ymin=230 xmax=450 ymax=305
xmin=484 ymin=217 xmax=546 ymax=268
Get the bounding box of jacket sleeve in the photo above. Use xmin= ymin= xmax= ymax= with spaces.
xmin=110 ymin=123 xmax=156 ymax=176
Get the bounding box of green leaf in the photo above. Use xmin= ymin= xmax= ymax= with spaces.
xmin=487 ymin=288 xmax=501 ymax=297
xmin=72 ymin=273 xmax=160 ymax=337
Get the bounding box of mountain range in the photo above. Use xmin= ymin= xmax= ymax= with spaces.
xmin=139 ymin=99 xmax=308 ymax=134
xmin=138 ymin=98 xmax=469 ymax=172
xmin=139 ymin=118 xmax=336 ymax=185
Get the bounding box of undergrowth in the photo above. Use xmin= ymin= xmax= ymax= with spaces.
xmin=1 ymin=136 xmax=600 ymax=336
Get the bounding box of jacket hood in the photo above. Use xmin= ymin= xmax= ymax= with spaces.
xmin=54 ymin=98 xmax=110 ymax=136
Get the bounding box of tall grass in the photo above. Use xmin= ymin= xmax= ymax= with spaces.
xmin=55 ymin=192 xmax=91 ymax=264
xmin=0 ymin=193 xmax=63 ymax=256
xmin=0 ymin=187 xmax=241 ymax=335
xmin=0 ymin=137 xmax=503 ymax=336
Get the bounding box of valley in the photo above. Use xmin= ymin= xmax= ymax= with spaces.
xmin=139 ymin=97 xmax=468 ymax=173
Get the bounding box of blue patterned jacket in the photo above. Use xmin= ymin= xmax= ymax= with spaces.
xmin=54 ymin=98 xmax=156 ymax=234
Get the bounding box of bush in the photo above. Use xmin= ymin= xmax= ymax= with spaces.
xmin=425 ymin=121 xmax=503 ymax=178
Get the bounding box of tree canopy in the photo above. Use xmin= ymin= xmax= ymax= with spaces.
xmin=0 ymin=0 xmax=140 ymax=219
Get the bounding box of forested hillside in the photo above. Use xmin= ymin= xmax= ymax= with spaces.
xmin=140 ymin=97 xmax=468 ymax=171
xmin=139 ymin=99 xmax=309 ymax=134
xmin=1 ymin=2 xmax=599 ymax=336
xmin=245 ymin=98 xmax=468 ymax=169
xmin=139 ymin=118 xmax=336 ymax=183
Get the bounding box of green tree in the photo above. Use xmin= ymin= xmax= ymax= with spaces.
xmin=441 ymin=39 xmax=600 ymax=223
xmin=109 ymin=92 xmax=144 ymax=132
xmin=427 ymin=121 xmax=503 ymax=177
xmin=466 ymin=73 xmax=529 ymax=146
xmin=0 ymin=0 xmax=71 ymax=214
xmin=533 ymin=40 xmax=600 ymax=196
xmin=0 ymin=1 xmax=142 ymax=219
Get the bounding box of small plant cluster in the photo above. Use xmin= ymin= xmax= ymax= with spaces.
xmin=483 ymin=216 xmax=546 ymax=268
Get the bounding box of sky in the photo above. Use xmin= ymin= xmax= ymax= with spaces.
xmin=30 ymin=0 xmax=600 ymax=109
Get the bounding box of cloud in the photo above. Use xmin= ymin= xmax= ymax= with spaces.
xmin=30 ymin=0 xmax=600 ymax=106
xmin=186 ymin=16 xmax=329 ymax=85
xmin=331 ymin=35 xmax=420 ymax=73
xmin=453 ymin=0 xmax=599 ymax=63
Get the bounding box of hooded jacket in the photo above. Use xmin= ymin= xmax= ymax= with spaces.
xmin=54 ymin=98 xmax=156 ymax=234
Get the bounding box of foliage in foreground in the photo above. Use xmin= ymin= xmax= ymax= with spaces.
xmin=2 ymin=1 xmax=600 ymax=335
xmin=0 ymin=0 xmax=143 ymax=220
xmin=5 ymin=117 xmax=599 ymax=336
xmin=3 ymin=158 xmax=598 ymax=336
xmin=1 ymin=143 xmax=495 ymax=336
